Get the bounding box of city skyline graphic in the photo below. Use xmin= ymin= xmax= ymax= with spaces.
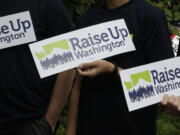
xmin=124 ymin=71 xmax=155 ymax=102
xmin=34 ymin=39 xmax=75 ymax=70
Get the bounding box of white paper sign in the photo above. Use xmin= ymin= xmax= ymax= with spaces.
xmin=0 ymin=11 xmax=36 ymax=49
xmin=120 ymin=57 xmax=180 ymax=112
xmin=29 ymin=19 xmax=135 ymax=78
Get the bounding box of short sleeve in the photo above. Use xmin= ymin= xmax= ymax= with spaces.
xmin=142 ymin=10 xmax=174 ymax=63
xmin=39 ymin=0 xmax=72 ymax=80
xmin=45 ymin=0 xmax=72 ymax=37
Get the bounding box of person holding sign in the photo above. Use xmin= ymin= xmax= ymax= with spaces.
xmin=161 ymin=95 xmax=180 ymax=116
xmin=66 ymin=0 xmax=174 ymax=135
xmin=0 ymin=0 xmax=75 ymax=135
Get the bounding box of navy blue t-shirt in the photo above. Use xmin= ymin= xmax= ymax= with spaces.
xmin=76 ymin=0 xmax=174 ymax=135
xmin=0 ymin=0 xmax=71 ymax=134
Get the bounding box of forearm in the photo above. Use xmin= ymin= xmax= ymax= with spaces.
xmin=66 ymin=73 xmax=81 ymax=135
xmin=77 ymin=60 xmax=123 ymax=77
xmin=45 ymin=69 xmax=76 ymax=131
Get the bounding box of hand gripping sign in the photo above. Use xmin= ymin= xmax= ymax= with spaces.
xmin=0 ymin=11 xmax=36 ymax=49
xmin=120 ymin=57 xmax=180 ymax=112
xmin=29 ymin=19 xmax=135 ymax=78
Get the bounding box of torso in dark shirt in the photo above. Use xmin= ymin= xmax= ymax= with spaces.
xmin=0 ymin=0 xmax=71 ymax=134
xmin=76 ymin=0 xmax=174 ymax=135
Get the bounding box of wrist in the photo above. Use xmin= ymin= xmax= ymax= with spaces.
xmin=111 ymin=62 xmax=119 ymax=75
xmin=107 ymin=62 xmax=114 ymax=73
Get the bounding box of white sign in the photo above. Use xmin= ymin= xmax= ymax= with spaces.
xmin=120 ymin=57 xmax=180 ymax=112
xmin=0 ymin=11 xmax=36 ymax=49
xmin=29 ymin=19 xmax=135 ymax=78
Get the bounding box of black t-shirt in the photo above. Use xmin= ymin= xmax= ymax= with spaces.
xmin=0 ymin=0 xmax=71 ymax=134
xmin=76 ymin=0 xmax=174 ymax=135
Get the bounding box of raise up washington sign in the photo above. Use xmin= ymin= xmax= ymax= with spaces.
xmin=29 ymin=19 xmax=135 ymax=78
xmin=0 ymin=11 xmax=36 ymax=49
xmin=120 ymin=57 xmax=180 ymax=112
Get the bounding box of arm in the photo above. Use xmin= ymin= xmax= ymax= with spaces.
xmin=45 ymin=69 xmax=76 ymax=132
xmin=66 ymin=73 xmax=82 ymax=135
xmin=161 ymin=94 xmax=180 ymax=116
xmin=77 ymin=60 xmax=123 ymax=77
xmin=44 ymin=0 xmax=74 ymax=132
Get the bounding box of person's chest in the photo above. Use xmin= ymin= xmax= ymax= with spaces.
xmin=79 ymin=9 xmax=146 ymax=68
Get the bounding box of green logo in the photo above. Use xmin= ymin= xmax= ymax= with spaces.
xmin=124 ymin=70 xmax=152 ymax=90
xmin=130 ymin=34 xmax=133 ymax=40
xmin=35 ymin=39 xmax=70 ymax=60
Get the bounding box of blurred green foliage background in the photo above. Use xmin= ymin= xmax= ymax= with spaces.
xmin=56 ymin=0 xmax=180 ymax=135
